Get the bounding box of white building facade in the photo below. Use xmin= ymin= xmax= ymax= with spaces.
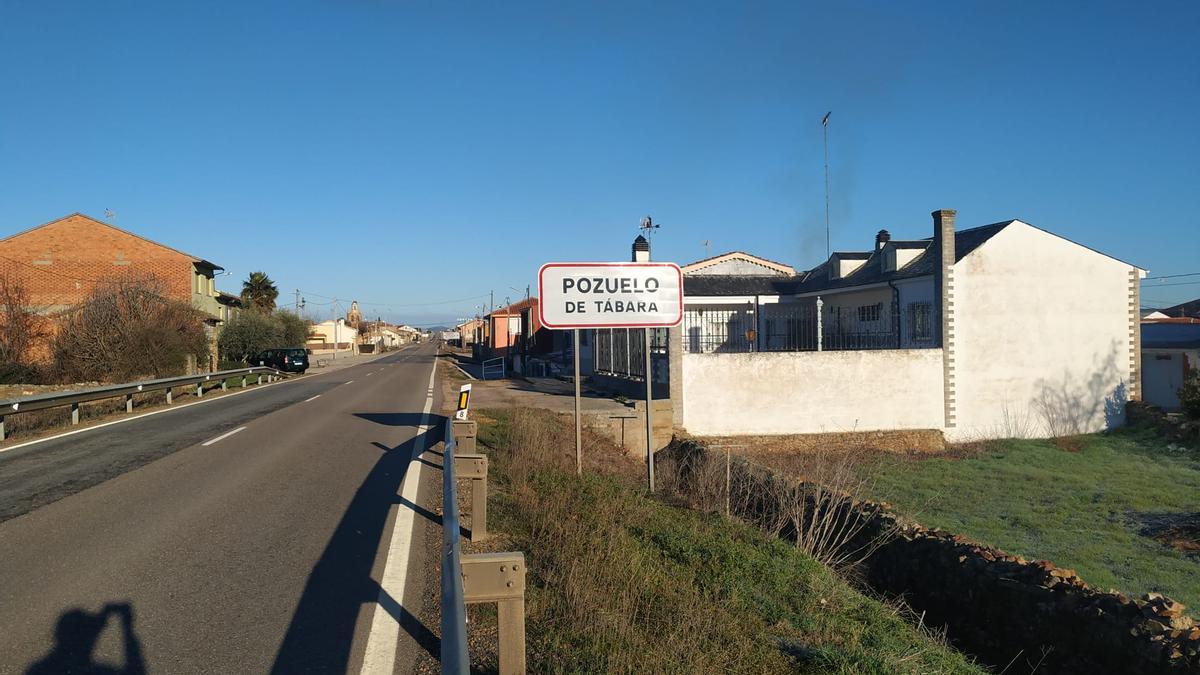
xmin=676 ymin=210 xmax=1145 ymax=441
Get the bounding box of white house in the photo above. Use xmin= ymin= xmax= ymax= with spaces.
xmin=307 ymin=319 xmax=358 ymax=355
xmin=674 ymin=209 xmax=1145 ymax=441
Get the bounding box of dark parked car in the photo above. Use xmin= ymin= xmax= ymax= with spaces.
xmin=250 ymin=348 xmax=309 ymax=373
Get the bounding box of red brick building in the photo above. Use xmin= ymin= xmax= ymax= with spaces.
xmin=0 ymin=213 xmax=228 ymax=369
xmin=0 ymin=213 xmax=225 ymax=317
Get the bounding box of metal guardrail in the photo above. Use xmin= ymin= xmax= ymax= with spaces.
xmin=441 ymin=418 xmax=526 ymax=675
xmin=481 ymin=357 xmax=506 ymax=380
xmin=440 ymin=418 xmax=471 ymax=672
xmin=0 ymin=366 xmax=289 ymax=441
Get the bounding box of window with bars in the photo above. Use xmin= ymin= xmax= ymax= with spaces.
xmin=908 ymin=302 xmax=933 ymax=342
xmin=857 ymin=303 xmax=882 ymax=322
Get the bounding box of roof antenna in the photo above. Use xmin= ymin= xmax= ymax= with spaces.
xmin=702 ymin=239 xmax=711 ymax=257
xmin=104 ymin=208 xmax=116 ymax=223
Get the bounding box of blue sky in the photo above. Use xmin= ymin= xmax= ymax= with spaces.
xmin=2 ymin=1 xmax=1197 ymax=325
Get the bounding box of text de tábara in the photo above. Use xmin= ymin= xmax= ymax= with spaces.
xmin=562 ymin=275 xmax=666 ymax=314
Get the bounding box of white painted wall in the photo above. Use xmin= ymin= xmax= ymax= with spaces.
xmin=681 ymin=349 xmax=944 ymax=435
xmin=950 ymin=222 xmax=1138 ymax=440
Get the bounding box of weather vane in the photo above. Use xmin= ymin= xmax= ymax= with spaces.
xmin=639 ymin=215 xmax=660 ymax=240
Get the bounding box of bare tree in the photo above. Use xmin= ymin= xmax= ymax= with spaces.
xmin=52 ymin=277 xmax=210 ymax=383
xmin=0 ymin=274 xmax=48 ymax=371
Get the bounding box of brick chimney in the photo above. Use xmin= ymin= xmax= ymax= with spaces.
xmin=932 ymin=208 xmax=957 ymax=429
xmin=632 ymin=234 xmax=651 ymax=262
xmin=875 ymin=229 xmax=891 ymax=250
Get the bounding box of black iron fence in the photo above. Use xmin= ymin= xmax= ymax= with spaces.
xmin=593 ymin=327 xmax=668 ymax=381
xmin=683 ymin=300 xmax=933 ymax=354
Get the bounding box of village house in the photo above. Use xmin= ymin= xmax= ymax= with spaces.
xmin=306 ymin=318 xmax=358 ymax=355
xmin=0 ymin=212 xmax=229 ymax=368
xmin=592 ymin=210 xmax=1145 ymax=443
xmin=1140 ymin=298 xmax=1200 ymax=410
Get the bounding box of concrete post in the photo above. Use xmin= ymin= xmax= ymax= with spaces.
xmin=668 ymin=325 xmax=683 ymax=427
xmin=125 ymin=394 xmax=133 ymax=413
xmin=71 ymin=403 xmax=80 ymax=425
xmin=242 ymin=375 xmax=248 ymax=388
xmin=1 ymin=416 xmax=5 ymax=441
xmin=196 ymin=383 xmax=204 ymax=398
xmin=166 ymin=389 xmax=173 ymax=404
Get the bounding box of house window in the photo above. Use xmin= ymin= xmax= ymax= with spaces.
xmin=857 ymin=303 xmax=882 ymax=323
xmin=908 ymin=302 xmax=933 ymax=342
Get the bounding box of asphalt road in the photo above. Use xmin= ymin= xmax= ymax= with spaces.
xmin=0 ymin=342 xmax=445 ymax=674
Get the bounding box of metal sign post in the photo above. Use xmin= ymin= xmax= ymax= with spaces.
xmin=573 ymin=329 xmax=582 ymax=475
xmin=644 ymin=326 xmax=654 ymax=492
xmin=538 ymin=262 xmax=683 ymax=489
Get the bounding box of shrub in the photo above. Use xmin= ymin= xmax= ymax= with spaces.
xmin=0 ymin=274 xmax=50 ymax=382
xmin=51 ymin=278 xmax=210 ymax=383
xmin=1179 ymin=368 xmax=1200 ymax=420
xmin=218 ymin=309 xmax=311 ymax=363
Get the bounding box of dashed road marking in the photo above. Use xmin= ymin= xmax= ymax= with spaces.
xmin=303 ymin=395 xmax=321 ymax=403
xmin=201 ymin=426 xmax=247 ymax=447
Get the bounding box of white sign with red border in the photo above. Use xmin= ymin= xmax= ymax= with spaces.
xmin=538 ymin=262 xmax=684 ymax=329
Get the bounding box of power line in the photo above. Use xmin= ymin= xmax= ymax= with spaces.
xmin=1138 ymin=280 xmax=1200 ymax=289
xmin=296 ymin=290 xmax=490 ymax=308
xmin=1141 ymin=271 xmax=1200 ymax=282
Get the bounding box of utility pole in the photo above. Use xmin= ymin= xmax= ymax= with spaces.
xmin=822 ymin=111 xmax=832 ymax=258
xmin=295 ymin=289 xmax=301 ymax=316
xmin=332 ymin=297 xmax=338 ymax=361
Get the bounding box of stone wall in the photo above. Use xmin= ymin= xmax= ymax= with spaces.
xmin=662 ymin=439 xmax=1200 ymax=673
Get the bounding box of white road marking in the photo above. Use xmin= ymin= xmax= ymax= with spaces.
xmin=201 ymin=426 xmax=246 ymax=446
xmin=359 ymin=358 xmax=437 ymax=674
xmin=303 ymin=395 xmax=321 ymax=403
xmin=366 ymin=372 xmax=373 ymax=377
xmin=0 ymin=373 xmax=312 ymax=455
xmin=345 ymin=380 xmax=355 ymax=385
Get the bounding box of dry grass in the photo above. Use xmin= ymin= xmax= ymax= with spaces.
xmin=472 ymin=407 xmax=984 ymax=674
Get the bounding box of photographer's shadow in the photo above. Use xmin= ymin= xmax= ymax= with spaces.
xmin=27 ymin=603 xmax=145 ymax=675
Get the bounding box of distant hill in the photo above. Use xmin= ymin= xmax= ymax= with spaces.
xmin=423 ymin=325 xmax=451 ymax=332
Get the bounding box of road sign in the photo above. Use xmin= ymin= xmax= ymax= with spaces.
xmin=537 ymin=262 xmax=684 ymax=329
xmin=455 ymin=383 xmax=472 ymax=420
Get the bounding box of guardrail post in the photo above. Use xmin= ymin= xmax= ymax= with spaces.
xmin=125 ymin=394 xmax=133 ymax=413
xmin=455 ymin=453 xmax=489 ymax=541
xmin=196 ymin=383 xmax=204 ymax=398
xmin=258 ymin=374 xmax=263 ymax=385
xmin=462 ymin=552 xmax=526 ymax=675
xmin=71 ymin=402 xmax=80 ymax=425
xmin=452 ymin=420 xmax=477 ymax=453
xmin=221 ymin=379 xmax=228 ymax=391
xmin=242 ymin=375 xmax=248 ymax=388
xmin=166 ymin=388 xmax=173 ymax=405
xmin=0 ymin=416 xmax=5 ymax=441
xmin=451 ymin=421 xmax=487 ymax=540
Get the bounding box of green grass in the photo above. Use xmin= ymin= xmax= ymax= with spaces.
xmin=476 ymin=408 xmax=984 ymax=674
xmin=867 ymin=427 xmax=1200 ymax=608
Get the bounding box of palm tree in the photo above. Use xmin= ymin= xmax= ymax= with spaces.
xmin=240 ymin=271 xmax=279 ymax=312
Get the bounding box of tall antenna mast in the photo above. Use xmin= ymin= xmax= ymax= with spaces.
xmin=822 ymin=111 xmax=831 ymax=258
